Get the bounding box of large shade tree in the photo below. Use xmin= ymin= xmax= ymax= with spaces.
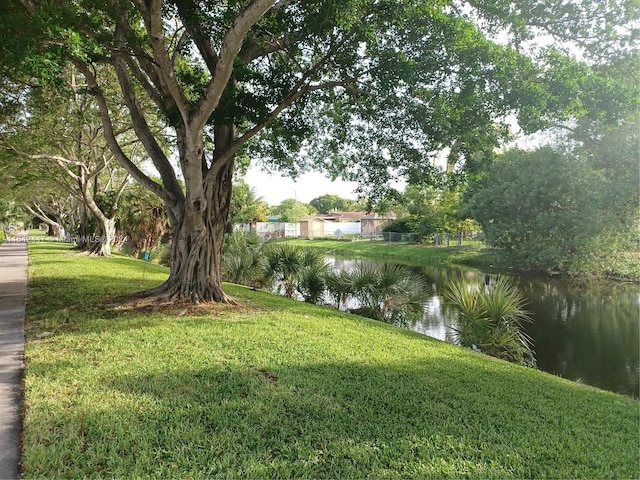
xmin=0 ymin=0 xmax=635 ymax=302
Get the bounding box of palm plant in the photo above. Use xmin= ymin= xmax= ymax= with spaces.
xmin=222 ymin=232 xmax=266 ymax=287
xmin=117 ymin=187 xmax=167 ymax=257
xmin=349 ymin=264 xmax=429 ymax=325
xmin=296 ymin=261 xmax=330 ymax=304
xmin=444 ymin=276 xmax=536 ymax=366
xmin=325 ymin=270 xmax=356 ymax=310
xmin=263 ymin=244 xmax=329 ymax=301
xmin=263 ymin=243 xmax=304 ymax=298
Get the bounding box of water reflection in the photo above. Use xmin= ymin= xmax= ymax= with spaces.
xmin=327 ymin=257 xmax=640 ymax=398
xmin=514 ymin=277 xmax=639 ymax=398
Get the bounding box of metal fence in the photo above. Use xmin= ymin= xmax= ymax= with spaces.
xmin=381 ymin=231 xmax=467 ymax=246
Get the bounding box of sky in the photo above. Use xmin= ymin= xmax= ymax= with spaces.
xmin=242 ymin=165 xmax=360 ymax=206
xmin=240 ymin=123 xmax=545 ymax=207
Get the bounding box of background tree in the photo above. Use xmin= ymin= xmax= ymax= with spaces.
xmin=1 ymin=0 xmax=635 ymax=302
xmin=270 ymin=199 xmax=316 ymax=223
xmin=464 ymin=138 xmax=639 ymax=277
xmin=22 ymin=195 xmax=76 ymax=239
xmin=0 ymin=199 xmax=26 ymax=234
xmin=382 ymin=181 xmax=481 ymax=243
xmin=0 ymin=70 xmax=139 ymax=255
xmin=309 ymin=194 xmax=359 ymax=214
xmin=0 ymin=145 xmax=79 ymax=239
xmin=229 ymin=179 xmax=269 ymax=227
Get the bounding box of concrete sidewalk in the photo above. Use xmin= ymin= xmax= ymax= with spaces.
xmin=0 ymin=232 xmax=27 ymax=480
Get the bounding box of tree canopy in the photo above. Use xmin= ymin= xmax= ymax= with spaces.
xmin=229 ymin=179 xmax=270 ymax=225
xmin=270 ymin=199 xmax=316 ymax=223
xmin=0 ymin=0 xmax=636 ymax=301
xmin=309 ymin=194 xmax=360 ymax=214
xmin=464 ymin=125 xmax=639 ymax=277
xmin=0 ymin=69 xmax=137 ymax=254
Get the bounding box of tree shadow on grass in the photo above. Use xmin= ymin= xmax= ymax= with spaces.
xmin=27 ymin=273 xmax=160 ymax=311
xmin=25 ymin=271 xmax=267 ymax=340
xmin=22 ymin=353 xmax=639 ymax=479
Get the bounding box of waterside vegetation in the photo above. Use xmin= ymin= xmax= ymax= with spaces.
xmin=23 ymin=240 xmax=639 ymax=478
xmin=278 ymin=237 xmax=640 ymax=281
xmin=223 ymin=236 xmax=535 ymax=366
xmin=279 ymin=237 xmax=496 ymax=269
xmin=444 ymin=277 xmax=536 ymax=367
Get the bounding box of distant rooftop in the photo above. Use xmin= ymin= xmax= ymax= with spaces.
xmin=361 ymin=213 xmax=397 ymax=220
xmin=323 ymin=211 xmax=367 ymax=220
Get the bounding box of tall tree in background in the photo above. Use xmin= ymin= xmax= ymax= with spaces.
xmin=309 ymin=194 xmax=359 ymax=214
xmin=0 ymin=75 xmax=137 ymax=255
xmin=0 ymin=0 xmax=635 ymax=302
xmin=464 ymin=136 xmax=639 ymax=277
xmin=270 ymin=199 xmax=316 ymax=223
xmin=0 ymin=199 xmax=26 ymax=232
xmin=229 ymin=179 xmax=269 ymax=226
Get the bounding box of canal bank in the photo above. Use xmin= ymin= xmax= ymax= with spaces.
xmin=327 ymin=256 xmax=640 ymax=398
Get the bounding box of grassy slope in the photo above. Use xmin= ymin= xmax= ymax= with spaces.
xmin=280 ymin=238 xmax=498 ymax=269
xmin=23 ymin=242 xmax=639 ymax=479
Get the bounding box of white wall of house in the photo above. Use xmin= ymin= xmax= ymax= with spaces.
xmin=255 ymin=222 xmax=300 ymax=238
xmin=323 ymin=222 xmax=361 ymax=236
xmin=239 ymin=221 xmax=361 ymax=239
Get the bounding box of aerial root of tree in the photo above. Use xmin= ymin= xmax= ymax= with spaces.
xmin=109 ymin=279 xmax=238 ymax=309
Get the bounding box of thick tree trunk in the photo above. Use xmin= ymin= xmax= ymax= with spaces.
xmin=90 ymin=217 xmax=116 ymax=256
xmin=149 ymin=163 xmax=234 ymax=302
xmin=76 ymin=205 xmax=91 ymax=250
xmin=46 ymin=222 xmax=63 ymax=238
xmin=141 ymin=126 xmax=236 ymax=303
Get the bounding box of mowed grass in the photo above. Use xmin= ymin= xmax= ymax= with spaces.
xmin=23 ymin=242 xmax=639 ymax=478
xmin=280 ymin=238 xmax=498 ymax=269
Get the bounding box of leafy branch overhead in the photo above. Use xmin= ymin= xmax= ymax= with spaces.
xmin=0 ymin=0 xmax=635 ymax=302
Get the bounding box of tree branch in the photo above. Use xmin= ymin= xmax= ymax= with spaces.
xmin=241 ymin=36 xmax=291 ymax=64
xmin=191 ymin=0 xmax=277 ymax=132
xmin=206 ymin=33 xmax=360 ymax=183
xmin=0 ymin=141 xmax=83 ymax=181
xmin=18 ymin=0 xmax=35 ymax=15
xmin=175 ymin=2 xmax=219 ymax=73
xmin=113 ymin=16 xmax=179 ymax=114
xmin=23 ymin=203 xmax=61 ymax=231
xmin=132 ymin=0 xmax=191 ymax=124
xmin=110 ymin=173 xmax=131 ymax=217
xmin=72 ymin=60 xmax=172 ymax=204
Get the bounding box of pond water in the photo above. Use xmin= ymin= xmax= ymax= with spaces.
xmin=327 ymin=257 xmax=640 ymax=398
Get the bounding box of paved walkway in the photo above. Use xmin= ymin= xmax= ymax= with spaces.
xmin=0 ymin=232 xmax=27 ymax=480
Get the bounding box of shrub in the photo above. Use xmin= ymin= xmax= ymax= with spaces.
xmin=348 ymin=264 xmax=429 ymax=325
xmin=444 ymin=276 xmax=536 ymax=367
xmin=263 ymin=244 xmax=329 ymax=301
xmin=222 ymin=232 xmax=266 ymax=287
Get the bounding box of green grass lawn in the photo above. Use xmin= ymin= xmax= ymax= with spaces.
xmin=280 ymin=238 xmax=499 ymax=269
xmin=23 ymin=241 xmax=639 ymax=478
